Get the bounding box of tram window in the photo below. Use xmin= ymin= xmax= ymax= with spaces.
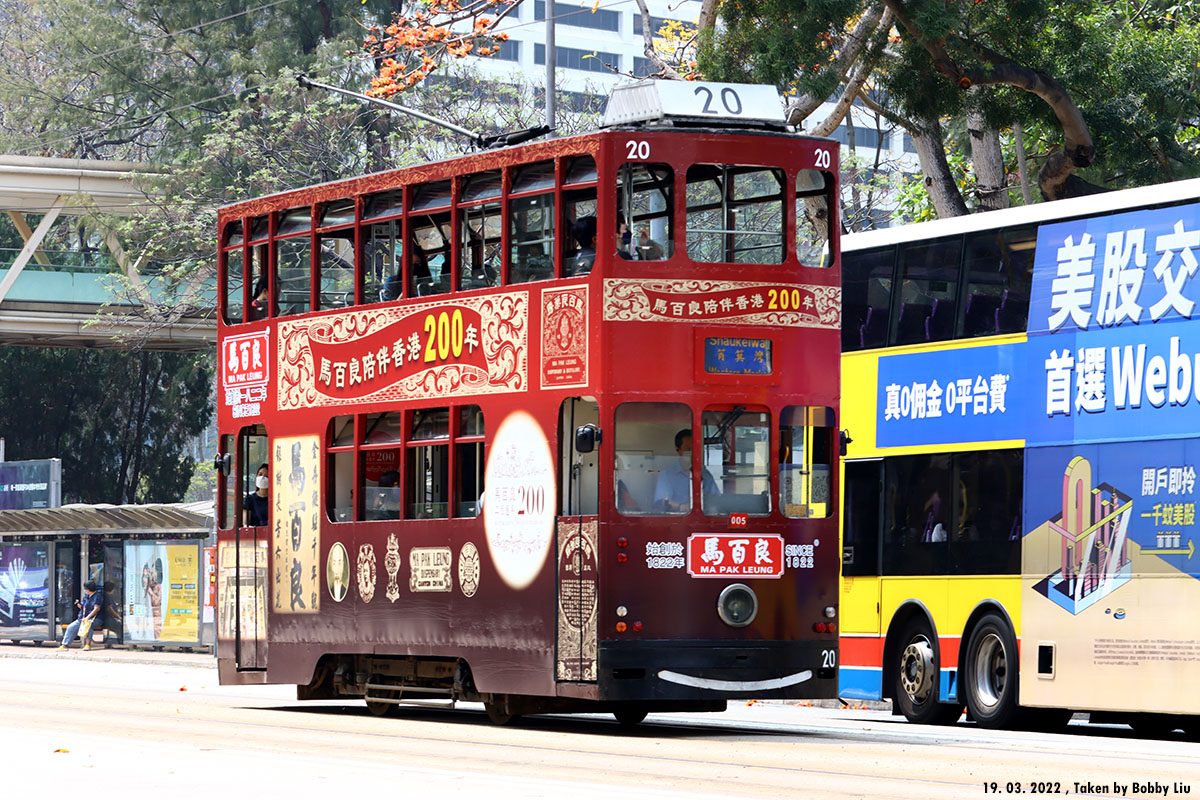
xmin=364 ymin=411 xmax=404 ymax=444
xmin=460 ymin=201 xmax=503 ymax=290
xmin=248 ymin=243 xmax=271 ymax=320
xmin=510 ymin=194 xmax=555 ymax=283
xmin=701 ymin=407 xmax=770 ymax=516
xmin=882 ymin=454 xmax=951 ymax=575
xmin=363 ymin=446 xmax=401 ymax=521
xmin=843 ymin=460 xmax=881 ymax=577
xmin=330 ymin=415 xmax=355 ymax=447
xmin=320 ymin=198 xmax=355 ymax=228
xmin=462 ymin=170 xmax=502 ymax=203
xmin=364 ymin=189 xmax=403 ymax=220
xmin=613 ymin=402 xmax=692 ymax=516
xmin=961 ymin=226 xmax=1035 ymax=338
xmin=617 ymin=163 xmax=673 ymax=261
xmin=842 ymin=246 xmax=894 ymax=351
xmin=894 ymin=238 xmax=961 ymax=346
xmin=329 ymin=449 xmax=354 ymax=522
xmin=685 ymin=165 xmax=785 ymax=264
xmin=410 ymin=213 xmax=452 ymax=297
xmin=318 ymin=229 xmax=355 ymax=310
xmin=412 ymin=179 xmax=453 ymax=212
xmin=220 ymin=433 xmax=237 ymax=529
xmin=408 ymin=408 xmax=450 ymax=519
xmin=779 ymin=406 xmax=834 ymax=518
xmin=365 ymin=218 xmax=403 ymax=303
xmin=223 ymin=246 xmax=244 ymax=325
xmin=248 ymin=215 xmax=270 ymax=242
xmin=563 ymin=155 xmax=597 ymax=185
xmin=563 ymin=189 xmax=596 ymax=277
xmin=796 ymin=169 xmax=831 ymax=268
xmin=512 ymin=161 xmax=555 ymax=194
xmin=276 ymin=231 xmax=313 ymax=317
xmin=237 ymin=425 xmax=269 ymax=528
xmin=456 ymin=406 xmax=485 ymax=517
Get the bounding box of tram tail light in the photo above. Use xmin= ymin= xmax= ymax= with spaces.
xmin=813 ymin=622 xmax=837 ymax=634
xmin=632 ymin=621 xmax=643 ymax=632
xmin=617 ymin=552 xmax=628 ymax=563
xmin=616 ymin=621 xmax=627 ymax=633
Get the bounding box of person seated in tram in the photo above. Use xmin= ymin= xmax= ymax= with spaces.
xmin=636 ymin=228 xmax=666 ymax=260
xmin=654 ymin=429 xmax=719 ymax=513
xmin=249 ymin=273 xmax=269 ymax=319
xmin=569 ymin=215 xmax=598 ymax=275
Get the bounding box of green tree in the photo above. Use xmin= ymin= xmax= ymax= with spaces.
xmin=0 ymin=348 xmax=212 ymax=503
xmin=700 ymin=0 xmax=1200 ymax=214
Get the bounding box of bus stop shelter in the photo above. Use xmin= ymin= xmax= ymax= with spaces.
xmin=0 ymin=502 xmax=214 ymax=648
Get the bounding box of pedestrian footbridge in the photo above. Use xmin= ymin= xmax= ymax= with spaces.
xmin=0 ymin=156 xmax=214 ymax=351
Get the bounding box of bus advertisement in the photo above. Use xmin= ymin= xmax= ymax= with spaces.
xmin=840 ymin=178 xmax=1200 ymax=734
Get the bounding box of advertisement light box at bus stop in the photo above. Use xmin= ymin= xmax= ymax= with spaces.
xmin=0 ymin=458 xmax=62 ymax=510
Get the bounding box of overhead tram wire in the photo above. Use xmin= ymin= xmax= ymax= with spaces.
xmin=9 ymin=0 xmax=644 ymax=158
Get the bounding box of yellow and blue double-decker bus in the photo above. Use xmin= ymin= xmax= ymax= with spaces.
xmin=839 ymin=178 xmax=1200 ymax=734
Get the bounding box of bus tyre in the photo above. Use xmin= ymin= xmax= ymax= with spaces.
xmin=964 ymin=613 xmax=1019 ymax=729
xmin=894 ymin=619 xmax=962 ymax=725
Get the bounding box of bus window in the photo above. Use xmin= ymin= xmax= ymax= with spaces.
xmin=686 ymin=165 xmax=785 ymax=264
xmin=365 ymin=218 xmax=403 ymax=303
xmin=894 ymin=238 xmax=961 ymax=346
xmin=843 ymin=460 xmax=881 ymax=577
xmin=328 ymin=415 xmax=354 ymax=522
xmin=222 ymin=222 xmax=244 ymax=324
xmin=460 ymin=201 xmax=502 ymax=290
xmin=318 ymin=200 xmax=356 ymax=310
xmin=779 ymin=406 xmax=834 ymax=518
xmin=456 ymin=405 xmax=485 ymax=517
xmin=883 ymin=454 xmax=951 ymax=575
xmin=510 ymin=194 xmax=555 ymax=283
xmin=613 ymin=402 xmax=691 ymax=516
xmin=701 ymin=407 xmax=770 ymax=516
xmin=962 ymin=226 xmax=1035 ymax=338
xmin=796 ymin=168 xmax=831 ymax=267
xmin=408 ymin=408 xmax=449 ymax=519
xmin=410 ymin=213 xmax=451 ymax=297
xmin=617 ymin=163 xmax=673 ymax=262
xmin=950 ymin=450 xmax=1022 ymax=575
xmin=276 ymin=207 xmax=313 ymax=316
xmin=842 ymin=246 xmax=894 ymax=351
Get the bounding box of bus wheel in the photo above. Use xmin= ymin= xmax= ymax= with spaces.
xmin=613 ymin=708 xmax=648 ymax=727
xmin=1129 ymin=713 xmax=1181 ymax=737
xmin=964 ymin=613 xmax=1020 ymax=729
xmin=894 ymin=619 xmax=962 ymax=725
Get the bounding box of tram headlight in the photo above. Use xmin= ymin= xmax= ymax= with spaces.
xmin=717 ymin=583 xmax=758 ymax=628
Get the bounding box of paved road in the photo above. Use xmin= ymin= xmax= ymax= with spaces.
xmin=2 ymin=648 xmax=1197 ymax=799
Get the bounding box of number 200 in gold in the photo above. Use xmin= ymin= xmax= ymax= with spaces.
xmin=422 ymin=309 xmax=465 ymax=363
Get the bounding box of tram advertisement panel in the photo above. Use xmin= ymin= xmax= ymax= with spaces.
xmin=0 ymin=543 xmax=51 ymax=638
xmin=123 ymin=542 xmax=200 ymax=644
xmin=276 ymin=293 xmax=527 ymax=411
xmin=1021 ymin=440 xmax=1200 ymax=713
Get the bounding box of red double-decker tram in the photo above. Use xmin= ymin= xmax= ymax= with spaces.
xmin=215 ymin=81 xmax=842 ymax=724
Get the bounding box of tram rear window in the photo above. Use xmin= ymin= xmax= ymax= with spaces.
xmin=703 ymin=336 xmax=771 ymax=376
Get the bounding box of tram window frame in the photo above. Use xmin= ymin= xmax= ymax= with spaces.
xmin=779 ymin=406 xmax=834 ymax=519
xmin=455 ymin=405 xmax=485 ymax=517
xmin=685 ymin=164 xmax=786 ymax=265
xmin=219 ymin=433 xmax=238 ymax=529
xmin=364 ymin=216 xmax=404 ymax=304
xmin=237 ymin=425 xmax=270 ymax=528
xmin=796 ymin=168 xmax=832 ymax=268
xmin=409 ymin=210 xmax=453 ymax=298
xmin=613 ymin=401 xmax=693 ymax=517
xmin=275 ymin=206 xmax=314 ymax=317
xmin=700 ymin=405 xmax=772 ymax=517
xmin=408 ymin=408 xmax=451 ymax=520
xmin=362 ymin=411 xmax=403 ymax=522
xmin=221 ymin=222 xmax=245 ymax=325
xmin=510 ymin=192 xmax=556 ymax=283
xmin=317 ymin=199 xmax=357 ymax=311
xmin=616 ymin=162 xmax=673 ymax=263
xmin=327 ymin=415 xmax=356 ymax=523
xmin=247 ymin=216 xmax=271 ymax=320
xmin=459 ymin=195 xmax=503 ymax=291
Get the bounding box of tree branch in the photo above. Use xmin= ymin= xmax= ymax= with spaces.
xmin=633 ymin=0 xmax=683 ymax=80
xmin=787 ymin=2 xmax=889 ymax=125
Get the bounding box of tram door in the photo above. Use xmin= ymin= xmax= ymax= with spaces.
xmin=556 ymin=398 xmax=599 ymax=682
xmin=233 ymin=426 xmax=269 ymax=671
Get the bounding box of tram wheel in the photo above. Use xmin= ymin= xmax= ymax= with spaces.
xmin=963 ymin=613 xmax=1020 ymax=729
xmin=364 ymin=674 xmax=398 ymax=717
xmin=613 ymin=708 xmax=648 ymax=727
xmin=484 ymin=699 xmax=521 ymax=726
xmin=893 ymin=619 xmax=962 ymax=725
